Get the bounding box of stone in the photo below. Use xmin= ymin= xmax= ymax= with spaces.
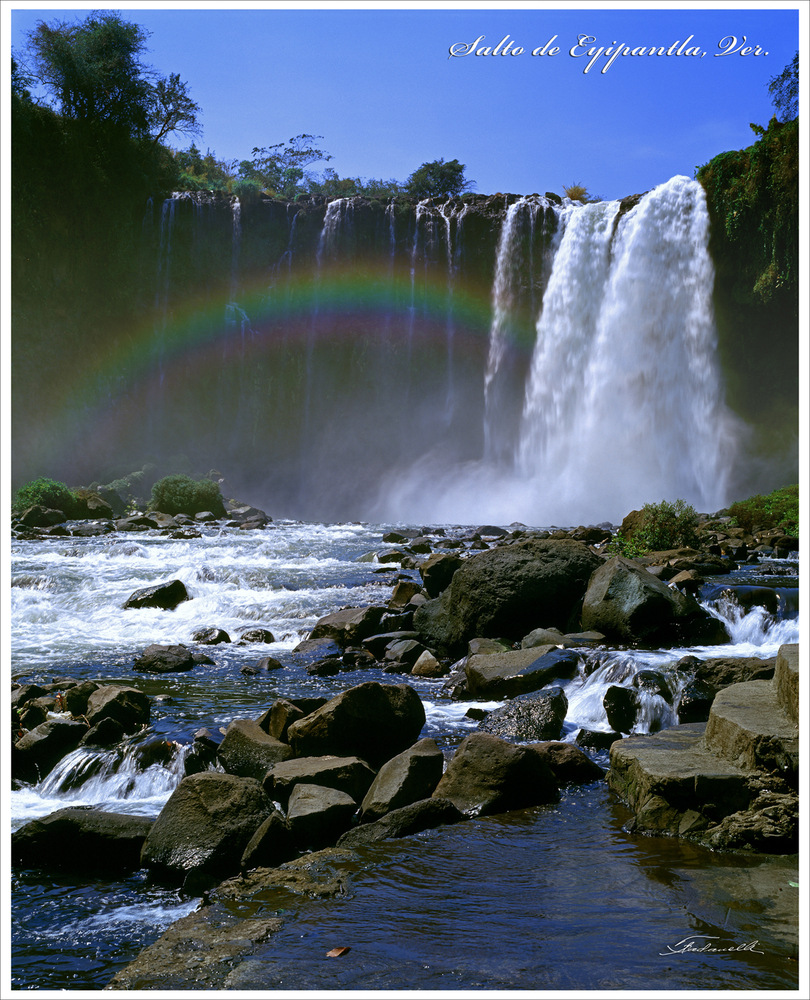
xmin=603 ymin=685 xmax=640 ymax=734
xmin=264 ymin=755 xmax=376 ymax=805
xmin=12 ymin=806 xmax=153 ymax=872
xmin=239 ymin=628 xmax=276 ymax=644
xmin=520 ymin=626 xmax=576 ymax=649
xmin=216 ymin=719 xmax=294 ymax=780
xmin=478 ymin=687 xmax=569 ymax=742
xmin=411 ymin=650 xmax=448 ymax=677
xmin=13 ymin=718 xmax=90 ymax=783
xmin=575 ymin=728 xmax=622 ymax=753
xmin=141 ymin=771 xmax=275 ymax=883
xmin=465 ymin=646 xmax=580 ymax=699
xmin=338 ymin=798 xmax=465 ymax=848
xmin=418 ymin=552 xmax=463 ymax=598
xmin=191 ymin=627 xmax=231 ymax=645
xmin=414 ymin=538 xmax=600 ymax=656
xmin=286 ymin=783 xmax=357 ymax=849
xmin=257 ymin=656 xmax=285 ymax=671
xmin=307 ymin=606 xmax=386 ymax=648
xmin=581 ymin=556 xmax=727 ymax=646
xmin=123 ymin=579 xmax=190 ymax=611
xmin=133 ymin=644 xmax=196 ymax=673
xmin=85 ymin=684 xmax=150 ymax=731
xmin=80 ymin=716 xmax=126 ymax=747
xmin=63 ymin=680 xmax=100 ymax=716
xmin=286 ymin=682 xmax=425 ymax=769
xmin=527 ymin=741 xmax=605 ymax=785
xmin=389 ymin=580 xmax=423 ymax=608
xmin=240 ymin=809 xmax=295 ymax=871
xmin=360 ymin=738 xmax=445 ymax=821
xmin=432 ymin=732 xmax=559 ymax=816
xmin=259 ymin=699 xmax=305 ymax=741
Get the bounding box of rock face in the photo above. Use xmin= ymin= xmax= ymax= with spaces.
xmin=264 ymin=755 xmax=376 ymax=805
xmin=432 ymin=732 xmax=560 ymax=816
xmin=581 ymin=556 xmax=727 ymax=646
xmin=85 ymin=684 xmax=150 ymax=731
xmin=285 ymin=784 xmax=358 ymax=848
xmin=12 ymin=807 xmax=153 ymax=872
xmin=465 ymin=646 xmax=580 ymax=699
xmin=608 ymin=643 xmax=798 ymax=853
xmin=360 ymin=737 xmax=445 ymax=821
xmin=477 ymin=688 xmax=569 ymax=742
xmin=216 ymin=719 xmax=294 ymax=779
xmin=414 ymin=539 xmax=601 ymax=656
xmin=286 ymin=682 xmax=426 ymax=769
xmin=140 ymin=771 xmax=275 ymax=883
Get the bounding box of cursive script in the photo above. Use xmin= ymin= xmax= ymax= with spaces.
xmin=660 ymin=935 xmax=765 ymax=956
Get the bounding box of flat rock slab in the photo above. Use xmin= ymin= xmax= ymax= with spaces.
xmin=12 ymin=807 xmax=153 ymax=872
xmin=704 ymin=680 xmax=798 ymax=777
xmin=465 ymin=646 xmax=580 ymax=699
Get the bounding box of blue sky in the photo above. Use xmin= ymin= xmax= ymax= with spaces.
xmin=7 ymin=2 xmax=802 ymax=199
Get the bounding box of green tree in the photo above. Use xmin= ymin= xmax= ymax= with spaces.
xmin=404 ymin=158 xmax=473 ymax=200
xmin=768 ymin=51 xmax=798 ymax=123
xmin=246 ymin=134 xmax=332 ymax=198
xmin=150 ymin=72 xmax=203 ymax=146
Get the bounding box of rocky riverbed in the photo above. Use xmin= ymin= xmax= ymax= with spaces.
xmin=9 ymin=495 xmax=800 ymax=990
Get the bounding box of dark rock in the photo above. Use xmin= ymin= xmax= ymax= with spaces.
xmin=478 ymin=687 xmax=569 ymax=742
xmin=411 ymin=650 xmax=448 ymax=677
xmin=692 ymin=656 xmax=776 ymax=690
xmin=465 ymin=646 xmax=580 ymax=699
xmin=528 ymin=741 xmax=606 ymax=785
xmin=286 ymin=682 xmax=426 ymax=769
xmin=239 ymin=628 xmax=276 ymax=644
xmin=19 ymin=505 xmax=67 ymax=527
xmin=11 ymin=683 xmax=48 ymax=710
xmin=85 ymin=684 xmax=150 ymax=731
xmin=308 ymin=606 xmax=386 ymax=647
xmin=361 ymin=631 xmax=419 ymax=658
xmin=264 ymin=755 xmax=376 ymax=805
xmin=18 ymin=703 xmax=48 ymax=730
xmin=360 ymin=738 xmax=444 ymax=821
xmin=603 ymin=685 xmax=640 ymax=734
xmin=291 ymin=636 xmax=343 ymax=665
xmin=576 ymin=728 xmax=622 ymax=752
xmin=677 ymin=678 xmax=717 ymax=723
xmin=123 ymin=580 xmax=190 ymax=611
xmin=13 ymin=718 xmax=90 ymax=783
xmin=418 ymin=552 xmax=463 ymax=598
xmin=12 ymin=807 xmax=153 ymax=872
xmin=259 ymin=699 xmax=305 ymax=741
xmin=389 ymin=580 xmax=423 ymax=608
xmin=414 ymin=539 xmax=600 ymax=656
xmin=216 ymin=719 xmax=294 ymax=779
xmin=140 ymin=771 xmax=275 ymax=883
xmin=257 ymin=655 xmax=285 ymax=671
xmin=286 ymin=783 xmax=357 ymax=849
xmin=432 ymin=732 xmax=559 ymax=816
xmin=306 ymin=655 xmax=343 ymax=676
xmin=80 ymin=716 xmax=126 ymax=747
xmin=64 ymin=680 xmax=100 ymax=716
xmin=191 ymin=627 xmax=231 ymax=645
xmin=338 ymin=798 xmax=465 ymax=848
xmin=240 ymin=809 xmax=295 ymax=871
xmin=133 ymin=644 xmax=196 ymax=673
xmin=633 ymin=669 xmax=674 ymax=703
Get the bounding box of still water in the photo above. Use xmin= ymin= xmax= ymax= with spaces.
xmin=9 ymin=520 xmax=799 ymax=990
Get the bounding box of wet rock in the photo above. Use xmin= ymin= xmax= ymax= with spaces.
xmin=528 ymin=741 xmax=605 ymax=785
xmin=191 ymin=627 xmax=231 ymax=645
xmin=240 ymin=809 xmax=295 ymax=871
xmin=308 ymin=605 xmax=386 ymax=647
xmin=414 ymin=538 xmax=600 ymax=656
xmin=361 ymin=631 xmax=419 ymax=659
xmin=13 ymin=718 xmax=90 ymax=783
xmin=286 ymin=682 xmax=425 ymax=769
xmin=80 ymin=716 xmax=126 ymax=747
xmin=575 ymin=728 xmax=622 ymax=753
xmin=465 ymin=646 xmax=580 ymax=699
xmin=520 ymin=626 xmax=575 ymax=649
xmin=389 ymin=579 xmax=423 ymax=608
xmin=259 ymin=699 xmax=305 ymax=741
xmin=603 ymin=685 xmax=640 ymax=734
xmin=140 ymin=771 xmax=275 ymax=883
xmin=217 ymin=719 xmax=294 ymax=780
xmin=432 ymin=732 xmax=559 ymax=816
xmin=85 ymin=684 xmax=150 ymax=731
xmin=338 ymin=797 xmax=465 ymax=848
xmin=411 ymin=650 xmax=448 ymax=677
xmin=257 ymin=655 xmax=285 ymax=671
xmin=360 ymin=738 xmax=445 ymax=822
xmin=632 ymin=669 xmax=674 ymax=703
xmin=418 ymin=552 xmax=463 ymax=598
xmin=123 ymin=579 xmax=190 ymax=611
xmin=286 ymin=783 xmax=357 ymax=849
xmin=581 ymin=556 xmax=727 ymax=646
xmin=677 ymin=678 xmax=717 ymax=724
xmin=478 ymin=687 xmax=569 ymax=742
xmin=264 ymin=755 xmax=376 ymax=805
xmin=239 ymin=628 xmax=276 ymax=644
xmin=133 ymin=644 xmax=196 ymax=673
xmin=10 ymin=683 xmax=48 ymax=710
xmin=64 ymin=680 xmax=100 ymax=716
xmin=12 ymin=806 xmax=154 ymax=872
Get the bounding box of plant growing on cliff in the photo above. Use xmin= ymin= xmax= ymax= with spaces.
xmin=563 ymin=183 xmax=590 ymax=203
xmin=13 ymin=477 xmax=78 ymax=515
xmin=404 ymin=158 xmax=474 ymax=200
xmin=610 ymin=499 xmax=700 ymax=556
xmin=150 ymin=474 xmax=226 ymax=517
xmin=726 ymin=484 xmax=798 ymax=536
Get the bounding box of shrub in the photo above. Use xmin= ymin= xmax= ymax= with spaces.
xmin=727 ymin=484 xmax=798 ymax=536
xmin=563 ymin=183 xmax=590 ymax=203
xmin=13 ymin=477 xmax=78 ymax=515
xmin=150 ymin=474 xmax=226 ymax=517
xmin=611 ymin=499 xmax=699 ymax=556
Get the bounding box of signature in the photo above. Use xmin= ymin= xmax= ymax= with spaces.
xmin=660 ymin=935 xmax=765 ymax=956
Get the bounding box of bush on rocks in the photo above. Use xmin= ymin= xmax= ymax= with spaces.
xmin=150 ymin=474 xmax=226 ymax=518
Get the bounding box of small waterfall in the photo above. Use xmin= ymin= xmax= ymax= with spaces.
xmin=230 ymin=196 xmax=242 ymax=299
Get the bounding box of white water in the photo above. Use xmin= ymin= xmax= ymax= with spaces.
xmin=375 ymin=177 xmax=742 ymax=526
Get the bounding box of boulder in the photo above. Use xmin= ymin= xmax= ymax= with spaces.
xmin=411 ymin=650 xmax=448 ymax=677
xmin=19 ymin=505 xmax=67 ymax=527
xmin=414 ymin=538 xmax=600 ymax=656
xmin=12 ymin=806 xmax=153 ymax=872
xmin=286 ymin=682 xmax=425 ymax=769
xmin=575 ymin=728 xmax=622 ymax=753
xmin=478 ymin=687 xmax=568 ymax=741
xmin=259 ymin=699 xmax=305 ymax=741
xmin=465 ymin=646 xmax=580 ymax=699
xmin=123 ymin=579 xmax=190 ymax=611
xmin=239 ymin=628 xmax=276 ymax=644
xmin=360 ymin=738 xmax=445 ymax=822
xmin=240 ymin=809 xmax=296 ymax=871
xmin=85 ymin=684 xmax=150 ymax=731
xmin=528 ymin=741 xmax=606 ymax=785
xmin=418 ymin=552 xmax=463 ymax=598
xmin=191 ymin=627 xmax=231 ymax=645
xmin=431 ymin=732 xmax=559 ymax=816
xmin=603 ymin=685 xmax=640 ymax=734
xmin=216 ymin=719 xmax=294 ymax=780
xmin=285 ymin=783 xmax=357 ymax=849
xmin=264 ymin=755 xmax=376 ymax=805
xmin=307 ymin=606 xmax=386 ymax=648
xmin=389 ymin=580 xmax=423 ymax=608
xmin=580 ymin=556 xmax=727 ymax=646
xmin=64 ymin=680 xmax=100 ymax=716
xmin=338 ymin=798 xmax=465 ymax=848
xmin=133 ymin=644 xmax=196 ymax=673
xmin=13 ymin=718 xmax=90 ymax=783
xmin=141 ymin=771 xmax=274 ymax=883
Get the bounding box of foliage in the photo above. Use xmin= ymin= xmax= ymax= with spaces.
xmin=610 ymin=499 xmax=700 ymax=556
xmin=768 ymin=51 xmax=798 ymax=122
xmin=244 ymin=134 xmax=333 ymax=199
xmin=149 ymin=72 xmax=202 ymax=146
xmin=404 ymin=158 xmax=473 ymax=200
xmin=150 ymin=474 xmax=226 ymax=517
xmin=563 ymin=183 xmax=590 ymax=202
xmin=727 ymin=484 xmax=799 ymax=536
xmin=13 ymin=477 xmax=78 ymax=514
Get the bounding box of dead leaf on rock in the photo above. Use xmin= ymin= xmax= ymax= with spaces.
xmin=326 ymin=946 xmax=351 ymax=958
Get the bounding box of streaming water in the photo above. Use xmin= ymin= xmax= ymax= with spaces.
xmin=9 ymin=521 xmax=799 ymax=989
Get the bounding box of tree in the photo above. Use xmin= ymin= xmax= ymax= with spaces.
xmin=768 ymin=51 xmax=798 ymax=122
xmin=150 ymin=72 xmax=202 ymax=145
xmin=404 ymin=158 xmax=473 ymax=200
xmin=246 ymin=134 xmax=332 ymax=198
